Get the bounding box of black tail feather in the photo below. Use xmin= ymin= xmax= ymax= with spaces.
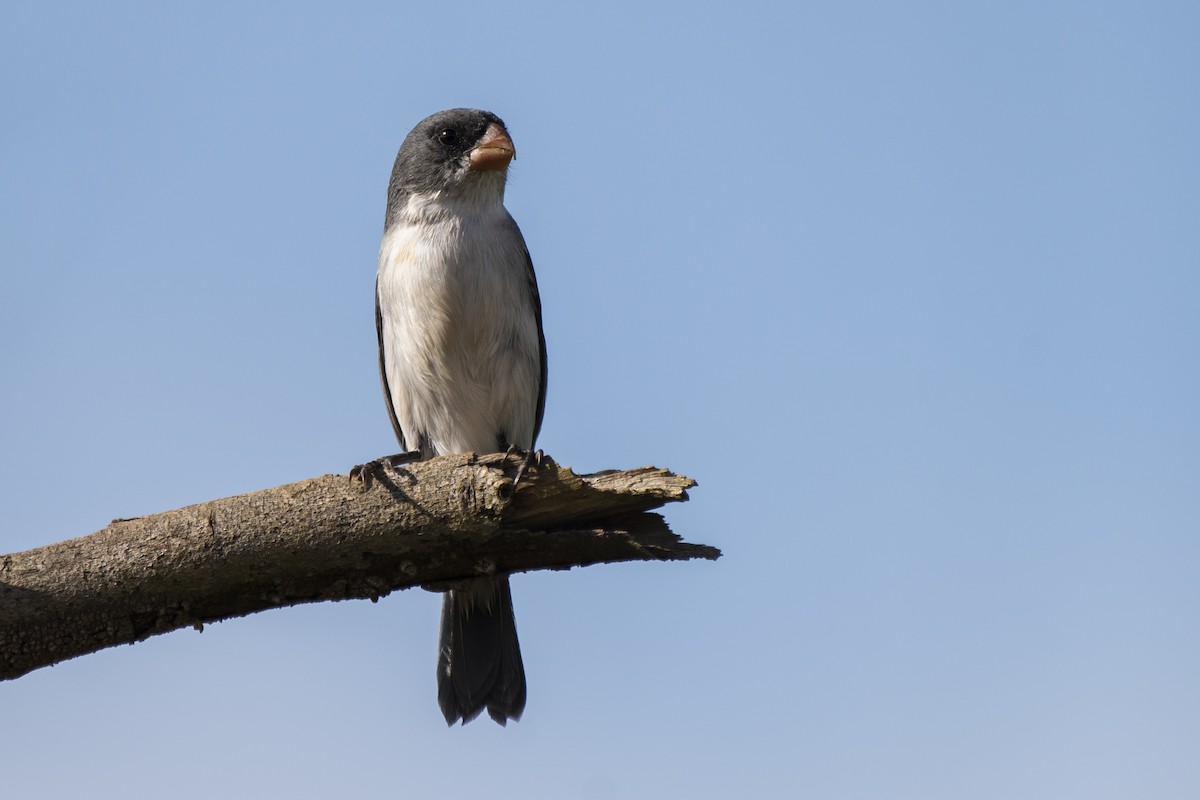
xmin=437 ymin=577 xmax=526 ymax=726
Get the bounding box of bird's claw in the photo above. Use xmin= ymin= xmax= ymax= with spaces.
xmin=350 ymin=450 xmax=423 ymax=488
xmin=504 ymin=445 xmax=544 ymax=486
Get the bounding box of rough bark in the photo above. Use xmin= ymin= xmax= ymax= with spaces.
xmin=0 ymin=453 xmax=717 ymax=680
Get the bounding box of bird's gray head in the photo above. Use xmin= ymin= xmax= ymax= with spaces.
xmin=386 ymin=108 xmax=515 ymax=219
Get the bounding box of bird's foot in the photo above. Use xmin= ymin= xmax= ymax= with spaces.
xmin=503 ymin=445 xmax=544 ymax=487
xmin=350 ymin=450 xmax=423 ymax=488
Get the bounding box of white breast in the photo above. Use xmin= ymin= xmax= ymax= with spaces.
xmin=376 ymin=191 xmax=541 ymax=457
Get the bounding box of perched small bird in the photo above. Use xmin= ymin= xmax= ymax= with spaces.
xmin=372 ymin=108 xmax=546 ymax=725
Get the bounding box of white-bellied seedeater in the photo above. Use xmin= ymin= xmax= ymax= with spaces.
xmin=371 ymin=108 xmax=546 ymax=726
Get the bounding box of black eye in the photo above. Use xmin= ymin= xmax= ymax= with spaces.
xmin=436 ymin=129 xmax=458 ymax=146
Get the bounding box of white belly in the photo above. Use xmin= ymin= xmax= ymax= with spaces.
xmin=376 ymin=209 xmax=541 ymax=456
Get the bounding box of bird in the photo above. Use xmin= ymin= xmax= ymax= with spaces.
xmin=369 ymin=108 xmax=546 ymax=725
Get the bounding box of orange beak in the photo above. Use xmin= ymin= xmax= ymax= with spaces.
xmin=468 ymin=123 xmax=516 ymax=171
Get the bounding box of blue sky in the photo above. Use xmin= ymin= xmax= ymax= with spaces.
xmin=2 ymin=2 xmax=1198 ymax=797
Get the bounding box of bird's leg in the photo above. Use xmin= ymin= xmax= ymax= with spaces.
xmin=350 ymin=450 xmax=424 ymax=487
xmin=503 ymin=445 xmax=544 ymax=487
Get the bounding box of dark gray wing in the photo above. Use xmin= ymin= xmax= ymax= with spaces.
xmin=375 ymin=278 xmax=406 ymax=448
xmin=524 ymin=245 xmax=548 ymax=448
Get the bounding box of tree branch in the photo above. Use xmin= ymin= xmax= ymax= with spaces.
xmin=0 ymin=453 xmax=717 ymax=680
